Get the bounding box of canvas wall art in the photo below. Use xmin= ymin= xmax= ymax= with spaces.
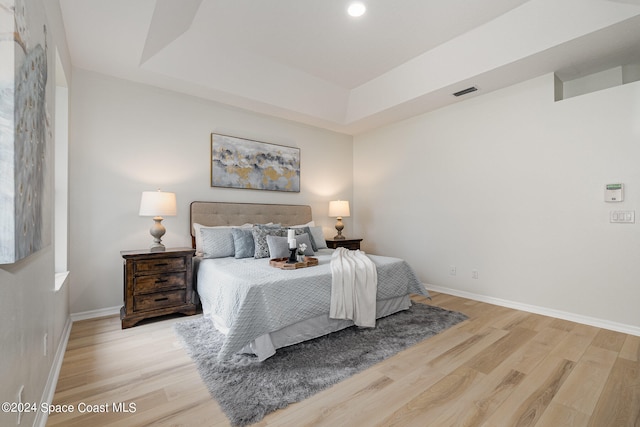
xmin=211 ymin=133 xmax=300 ymax=192
xmin=0 ymin=0 xmax=52 ymax=264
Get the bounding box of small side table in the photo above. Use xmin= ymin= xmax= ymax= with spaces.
xmin=120 ymin=247 xmax=196 ymax=328
xmin=325 ymin=238 xmax=363 ymax=251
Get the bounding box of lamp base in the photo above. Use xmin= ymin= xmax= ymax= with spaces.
xmin=334 ymin=217 xmax=345 ymax=240
xmin=149 ymin=216 xmax=167 ymax=252
xmin=149 ymin=243 xmax=166 ymax=252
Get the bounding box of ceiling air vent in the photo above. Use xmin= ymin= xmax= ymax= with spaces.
xmin=453 ymin=86 xmax=478 ymax=97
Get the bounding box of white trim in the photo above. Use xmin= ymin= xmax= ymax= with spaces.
xmin=35 ymin=316 xmax=72 ymax=427
xmin=54 ymin=271 xmax=69 ymax=292
xmin=70 ymin=305 xmax=121 ymax=322
xmin=425 ymin=284 xmax=640 ymax=337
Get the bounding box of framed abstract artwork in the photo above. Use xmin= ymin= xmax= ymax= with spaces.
xmin=0 ymin=0 xmax=52 ymax=264
xmin=210 ymin=133 xmax=300 ymax=192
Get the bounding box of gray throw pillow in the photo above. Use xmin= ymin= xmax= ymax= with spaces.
xmin=252 ymin=226 xmax=288 ymax=259
xmin=200 ymin=227 xmax=235 ymax=258
xmin=231 ymin=228 xmax=255 ymax=259
xmin=301 ymin=226 xmax=317 ymax=251
xmin=266 ymin=235 xmax=291 ymax=259
xmin=309 ymin=226 xmax=327 ymax=249
xmin=293 ymin=233 xmax=315 ymax=255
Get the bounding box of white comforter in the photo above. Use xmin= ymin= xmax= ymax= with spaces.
xmin=330 ymin=248 xmax=377 ymax=327
xmin=196 ymin=248 xmax=428 ymax=360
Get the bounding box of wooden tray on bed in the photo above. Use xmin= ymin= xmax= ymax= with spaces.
xmin=269 ymin=256 xmax=318 ymax=270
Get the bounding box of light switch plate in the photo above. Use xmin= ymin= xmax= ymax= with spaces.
xmin=610 ymin=210 xmax=635 ymax=223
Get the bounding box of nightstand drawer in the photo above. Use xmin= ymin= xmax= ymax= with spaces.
xmin=134 ymin=257 xmax=186 ymax=274
xmin=326 ymin=238 xmax=363 ymax=250
xmin=338 ymin=241 xmax=360 ymax=250
xmin=134 ymin=290 xmax=186 ymax=312
xmin=134 ymin=272 xmax=186 ymax=295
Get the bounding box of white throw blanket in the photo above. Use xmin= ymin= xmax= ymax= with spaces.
xmin=329 ymin=247 xmax=378 ymax=327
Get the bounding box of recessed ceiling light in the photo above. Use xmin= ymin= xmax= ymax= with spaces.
xmin=347 ymin=2 xmax=366 ymax=17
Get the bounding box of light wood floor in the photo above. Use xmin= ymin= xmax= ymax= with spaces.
xmin=48 ymin=292 xmax=640 ymax=426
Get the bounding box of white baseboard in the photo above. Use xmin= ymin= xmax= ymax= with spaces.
xmin=35 ymin=316 xmax=72 ymax=427
xmin=70 ymin=305 xmax=121 ymax=322
xmin=425 ymin=284 xmax=640 ymax=337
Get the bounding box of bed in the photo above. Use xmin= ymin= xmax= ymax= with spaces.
xmin=190 ymin=201 xmax=429 ymax=361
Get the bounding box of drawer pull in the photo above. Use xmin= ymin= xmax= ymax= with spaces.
xmin=154 ymin=297 xmax=169 ymax=302
xmin=154 ymin=263 xmax=169 ymax=267
xmin=155 ymin=279 xmax=169 ymax=284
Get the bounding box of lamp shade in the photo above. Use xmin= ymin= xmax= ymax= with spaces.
xmin=139 ymin=191 xmax=177 ymax=217
xmin=329 ymin=200 xmax=350 ymax=218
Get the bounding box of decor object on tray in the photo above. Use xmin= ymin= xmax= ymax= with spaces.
xmin=286 ymin=232 xmax=297 ymax=263
xmin=174 ymin=302 xmax=468 ymax=427
xmin=210 ymin=133 xmax=300 ymax=192
xmin=139 ymin=190 xmax=177 ymax=252
xmin=329 ymin=200 xmax=350 ymax=239
xmin=297 ymin=242 xmax=307 ymax=262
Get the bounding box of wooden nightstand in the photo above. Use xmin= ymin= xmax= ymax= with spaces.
xmin=120 ymin=247 xmax=197 ymax=329
xmin=325 ymin=238 xmax=363 ymax=250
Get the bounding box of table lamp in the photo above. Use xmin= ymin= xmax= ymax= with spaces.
xmin=139 ymin=190 xmax=177 ymax=251
xmin=329 ymin=200 xmax=350 ymax=240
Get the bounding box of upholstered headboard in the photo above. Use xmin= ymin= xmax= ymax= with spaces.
xmin=189 ymin=201 xmax=313 ymax=248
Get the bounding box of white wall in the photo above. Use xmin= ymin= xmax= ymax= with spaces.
xmin=354 ymin=73 xmax=640 ymax=331
xmin=69 ymin=69 xmax=353 ymax=314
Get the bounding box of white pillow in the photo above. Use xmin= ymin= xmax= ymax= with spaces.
xmin=193 ymin=223 xmax=251 ymax=255
xmin=291 ymin=221 xmax=315 ymax=228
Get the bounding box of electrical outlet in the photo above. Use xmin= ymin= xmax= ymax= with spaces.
xmin=472 ymin=269 xmax=479 ymax=279
xmin=449 ymin=266 xmax=456 ymax=276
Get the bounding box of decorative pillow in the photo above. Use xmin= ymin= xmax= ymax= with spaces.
xmin=231 ymin=228 xmax=255 ymax=259
xmin=193 ymin=222 xmax=251 ymax=255
xmin=200 ymin=227 xmax=235 ymax=258
xmin=301 ymin=226 xmax=317 ymax=251
xmin=266 ymin=235 xmax=291 ymax=259
xmin=292 ymin=233 xmax=315 ymax=255
xmin=284 ymin=227 xmax=317 ymax=250
xmin=267 ymin=234 xmax=315 ymax=259
xmin=309 ymin=226 xmax=327 ymax=249
xmin=252 ymin=226 xmax=288 ymax=258
xmin=193 ymin=223 xmax=211 ymax=255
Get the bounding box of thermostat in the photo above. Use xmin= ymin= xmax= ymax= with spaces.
xmin=605 ymin=183 xmax=624 ymax=202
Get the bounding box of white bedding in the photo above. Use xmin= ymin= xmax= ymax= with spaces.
xmin=330 ymin=247 xmax=378 ymax=327
xmin=195 ymin=248 xmax=429 ymax=360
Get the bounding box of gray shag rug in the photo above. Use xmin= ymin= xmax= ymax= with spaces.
xmin=173 ymin=303 xmax=467 ymax=426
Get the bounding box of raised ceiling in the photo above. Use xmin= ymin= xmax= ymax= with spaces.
xmin=59 ymin=0 xmax=640 ymax=134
